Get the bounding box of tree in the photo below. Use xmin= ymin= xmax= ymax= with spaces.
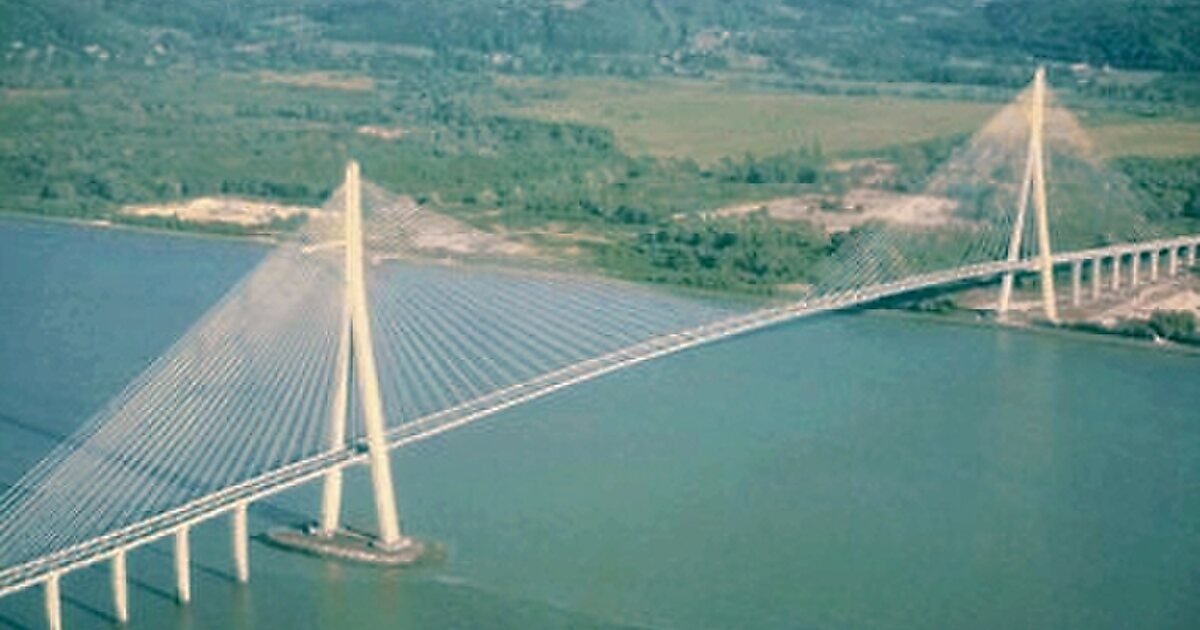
xmin=1148 ymin=310 xmax=1197 ymax=341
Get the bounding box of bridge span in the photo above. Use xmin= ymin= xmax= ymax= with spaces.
xmin=4 ymin=65 xmax=1200 ymax=629
xmin=1 ymin=230 xmax=1198 ymax=612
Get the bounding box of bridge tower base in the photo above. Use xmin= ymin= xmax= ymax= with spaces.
xmin=272 ymin=160 xmax=433 ymax=566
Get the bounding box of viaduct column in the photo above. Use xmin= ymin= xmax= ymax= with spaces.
xmin=175 ymin=526 xmax=191 ymax=604
xmin=45 ymin=573 xmax=61 ymax=630
xmin=1091 ymin=258 xmax=1102 ymax=301
xmin=1130 ymin=252 xmax=1141 ymax=288
xmin=1111 ymin=255 xmax=1122 ymax=291
xmin=1169 ymin=248 xmax=1179 ymax=276
xmin=1150 ymin=249 xmax=1160 ymax=282
xmin=112 ymin=550 xmax=129 ymax=624
xmin=232 ymin=503 xmax=250 ymax=583
xmin=1071 ymin=260 xmax=1082 ymax=307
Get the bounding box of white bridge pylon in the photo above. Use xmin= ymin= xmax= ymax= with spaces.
xmin=319 ymin=160 xmax=406 ymax=548
xmin=6 ymin=71 xmax=1200 ymax=630
xmin=998 ymin=66 xmax=1058 ymax=322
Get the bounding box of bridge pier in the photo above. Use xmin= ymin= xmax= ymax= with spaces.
xmin=1111 ymin=255 xmax=1122 ymax=291
xmin=45 ymin=573 xmax=61 ymax=630
xmin=1130 ymin=252 xmax=1141 ymax=288
xmin=1169 ymin=248 xmax=1179 ymax=277
xmin=1189 ymin=243 xmax=1197 ymax=268
xmin=1091 ymin=258 xmax=1102 ymax=301
xmin=112 ymin=550 xmax=128 ymax=624
xmin=233 ymin=503 xmax=249 ymax=583
xmin=1071 ymin=260 xmax=1082 ymax=307
xmin=175 ymin=526 xmax=191 ymax=604
xmin=1150 ymin=249 xmax=1160 ymax=282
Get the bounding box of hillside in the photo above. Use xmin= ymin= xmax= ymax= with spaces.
xmin=4 ymin=1 xmax=1200 ymax=80
xmin=2 ymin=0 xmax=1199 ymax=293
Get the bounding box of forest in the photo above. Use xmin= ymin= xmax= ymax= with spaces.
xmin=1 ymin=0 xmax=1198 ymax=292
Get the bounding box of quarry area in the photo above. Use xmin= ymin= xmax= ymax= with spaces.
xmin=121 ymin=197 xmax=317 ymax=227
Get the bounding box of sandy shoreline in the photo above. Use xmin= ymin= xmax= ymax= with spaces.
xmin=0 ymin=210 xmax=277 ymax=247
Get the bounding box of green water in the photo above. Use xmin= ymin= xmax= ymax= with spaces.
xmin=1 ymin=219 xmax=1198 ymax=629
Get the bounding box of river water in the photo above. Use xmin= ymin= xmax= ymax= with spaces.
xmin=0 ymin=218 xmax=1197 ymax=629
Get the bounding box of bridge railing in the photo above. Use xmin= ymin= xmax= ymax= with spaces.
xmin=2 ymin=233 xmax=1199 ymax=600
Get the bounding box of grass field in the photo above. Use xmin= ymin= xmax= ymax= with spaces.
xmin=505 ymin=77 xmax=1002 ymax=163
xmin=503 ymin=77 xmax=1200 ymax=163
xmin=1089 ymin=122 xmax=1200 ymax=158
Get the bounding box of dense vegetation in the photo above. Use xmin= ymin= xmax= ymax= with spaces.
xmin=2 ymin=0 xmax=1198 ymax=293
xmin=1119 ymin=157 xmax=1200 ymax=224
xmin=599 ymin=213 xmax=831 ymax=293
xmin=5 ymin=1 xmax=1200 ymax=87
xmin=1062 ymin=310 xmax=1200 ymax=346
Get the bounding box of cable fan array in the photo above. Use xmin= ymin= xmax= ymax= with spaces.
xmin=0 ymin=75 xmax=1175 ymax=578
xmin=814 ymin=80 xmax=1165 ymax=297
xmin=0 ymin=184 xmax=744 ymax=571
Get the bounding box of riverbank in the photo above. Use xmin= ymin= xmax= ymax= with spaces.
xmin=7 ymin=209 xmax=1197 ymax=359
xmin=3 ymin=218 xmax=1200 ymax=629
xmin=871 ymin=306 xmax=1200 ymax=357
xmin=0 ymin=210 xmax=279 ymax=247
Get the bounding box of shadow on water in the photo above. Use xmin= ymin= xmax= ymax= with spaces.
xmin=63 ymin=595 xmax=116 ymax=625
xmin=129 ymin=576 xmax=177 ymax=605
xmin=0 ymin=612 xmax=29 ymax=630
xmin=0 ymin=411 xmax=68 ymax=444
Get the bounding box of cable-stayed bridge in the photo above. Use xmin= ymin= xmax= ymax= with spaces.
xmin=2 ymin=69 xmax=1199 ymax=629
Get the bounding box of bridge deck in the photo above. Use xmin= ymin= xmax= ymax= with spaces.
xmin=1 ymin=234 xmax=1198 ymax=597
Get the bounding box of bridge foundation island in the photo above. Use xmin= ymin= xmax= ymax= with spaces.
xmin=266 ymin=160 xmax=432 ymax=567
xmin=6 ymin=88 xmax=1200 ymax=628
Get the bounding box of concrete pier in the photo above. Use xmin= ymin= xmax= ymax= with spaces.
xmin=1091 ymin=258 xmax=1102 ymax=301
xmin=1111 ymin=255 xmax=1122 ymax=291
xmin=1071 ymin=260 xmax=1082 ymax=306
xmin=1130 ymin=252 xmax=1141 ymax=287
xmin=233 ymin=503 xmax=249 ymax=583
xmin=175 ymin=526 xmax=191 ymax=604
xmin=1189 ymin=243 xmax=1198 ymax=267
xmin=1150 ymin=249 xmax=1160 ymax=282
xmin=113 ymin=550 xmax=128 ymax=624
xmin=45 ymin=573 xmax=61 ymax=630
